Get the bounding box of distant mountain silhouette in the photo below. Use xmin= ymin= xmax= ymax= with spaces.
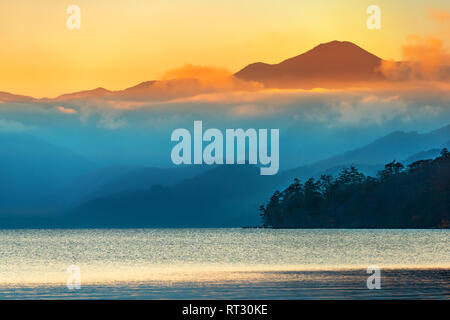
xmin=68 ymin=165 xmax=282 ymax=227
xmin=403 ymin=149 xmax=443 ymax=164
xmin=114 ymin=79 xmax=204 ymax=101
xmin=1 ymin=41 xmax=395 ymax=101
xmin=53 ymin=87 xmax=113 ymax=101
xmin=307 ymin=124 xmax=450 ymax=169
xmin=0 ymin=92 xmax=34 ymax=102
xmin=61 ymin=125 xmax=449 ymax=228
xmin=49 ymin=78 xmax=234 ymax=102
xmin=280 ymin=124 xmax=450 ymax=183
xmin=234 ymin=40 xmax=386 ymax=88
xmin=0 ymin=133 xmax=95 ymax=213
xmin=59 ymin=165 xmax=210 ymax=206
xmin=2 ymin=40 xmax=450 ymax=101
xmin=0 ymin=124 xmax=449 ymax=228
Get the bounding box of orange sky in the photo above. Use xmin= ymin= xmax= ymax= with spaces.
xmin=0 ymin=0 xmax=449 ymax=98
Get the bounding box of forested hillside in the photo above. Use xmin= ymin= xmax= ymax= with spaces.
xmin=260 ymin=149 xmax=450 ymax=228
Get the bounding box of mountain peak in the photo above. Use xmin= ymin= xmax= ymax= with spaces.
xmin=54 ymin=87 xmax=113 ymax=101
xmin=235 ymin=40 xmax=385 ymax=88
xmin=305 ymin=40 xmax=380 ymax=59
xmin=314 ymin=40 xmax=356 ymax=49
xmin=1 ymin=41 xmax=390 ymax=101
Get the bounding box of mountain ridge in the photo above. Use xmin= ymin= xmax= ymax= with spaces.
xmin=0 ymin=40 xmax=393 ymax=101
xmin=234 ymin=40 xmax=386 ymax=88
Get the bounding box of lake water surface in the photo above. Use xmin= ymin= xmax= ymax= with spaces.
xmin=0 ymin=229 xmax=448 ymax=299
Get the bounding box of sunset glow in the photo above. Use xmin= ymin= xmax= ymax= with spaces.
xmin=0 ymin=0 xmax=449 ymax=97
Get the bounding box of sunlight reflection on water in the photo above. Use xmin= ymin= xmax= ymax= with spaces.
xmin=0 ymin=228 xmax=448 ymax=299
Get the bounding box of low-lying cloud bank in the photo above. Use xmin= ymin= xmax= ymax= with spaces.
xmin=1 ymin=86 xmax=449 ymax=169
xmin=2 ymin=84 xmax=449 ymax=134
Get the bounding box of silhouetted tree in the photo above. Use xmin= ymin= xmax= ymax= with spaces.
xmin=378 ymin=160 xmax=404 ymax=181
xmin=338 ymin=166 xmax=365 ymax=184
xmin=260 ymin=150 xmax=449 ymax=228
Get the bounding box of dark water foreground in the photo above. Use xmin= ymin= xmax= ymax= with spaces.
xmin=0 ymin=269 xmax=448 ymax=299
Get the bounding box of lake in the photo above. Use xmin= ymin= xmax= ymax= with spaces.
xmin=0 ymin=229 xmax=448 ymax=299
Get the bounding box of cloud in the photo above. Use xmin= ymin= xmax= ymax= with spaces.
xmin=57 ymin=106 xmax=77 ymax=114
xmin=98 ymin=113 xmax=127 ymax=130
xmin=0 ymin=119 xmax=34 ymax=132
xmin=162 ymin=64 xmax=232 ymax=81
xmin=379 ymin=36 xmax=450 ymax=81
xmin=229 ymin=104 xmax=276 ymax=117
xmin=130 ymin=85 xmax=450 ymax=130
xmin=429 ymin=9 xmax=450 ymax=23
xmin=2 ymin=76 xmax=449 ymax=133
xmin=324 ymin=95 xmax=409 ymax=127
xmin=402 ymin=36 xmax=450 ymax=72
xmin=159 ymin=64 xmax=262 ymax=93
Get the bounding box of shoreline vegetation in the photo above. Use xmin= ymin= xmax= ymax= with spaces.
xmin=259 ymin=149 xmax=450 ymax=229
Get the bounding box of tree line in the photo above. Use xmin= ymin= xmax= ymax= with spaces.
xmin=260 ymin=149 xmax=450 ymax=228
